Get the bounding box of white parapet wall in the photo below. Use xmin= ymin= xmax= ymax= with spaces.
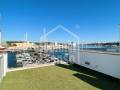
xmin=69 ymin=50 xmax=120 ymax=79
xmin=0 ymin=51 xmax=8 ymax=82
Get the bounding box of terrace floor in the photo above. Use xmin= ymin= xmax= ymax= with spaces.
xmin=0 ymin=64 xmax=120 ymax=90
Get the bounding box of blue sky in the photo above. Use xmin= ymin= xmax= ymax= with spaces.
xmin=0 ymin=0 xmax=120 ymax=42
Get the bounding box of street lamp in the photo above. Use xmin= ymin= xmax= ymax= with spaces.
xmin=118 ymin=24 xmax=120 ymax=47
xmin=0 ymin=30 xmax=2 ymax=46
xmin=0 ymin=14 xmax=2 ymax=46
xmin=118 ymin=24 xmax=120 ymax=51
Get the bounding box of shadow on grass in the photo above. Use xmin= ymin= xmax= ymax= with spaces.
xmin=56 ymin=64 xmax=120 ymax=90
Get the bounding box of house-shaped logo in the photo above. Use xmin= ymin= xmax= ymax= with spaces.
xmin=40 ymin=25 xmax=80 ymax=63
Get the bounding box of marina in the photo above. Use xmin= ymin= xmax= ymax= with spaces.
xmin=8 ymin=47 xmax=69 ymax=68
xmin=0 ymin=0 xmax=120 ymax=89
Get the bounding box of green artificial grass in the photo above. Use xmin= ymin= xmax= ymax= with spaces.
xmin=0 ymin=64 xmax=120 ymax=90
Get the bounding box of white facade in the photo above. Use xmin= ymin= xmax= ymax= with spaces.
xmin=69 ymin=50 xmax=120 ymax=79
xmin=0 ymin=52 xmax=7 ymax=82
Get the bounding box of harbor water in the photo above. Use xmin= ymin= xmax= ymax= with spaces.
xmin=8 ymin=52 xmax=17 ymax=68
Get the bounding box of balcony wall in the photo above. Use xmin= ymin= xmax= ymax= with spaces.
xmin=69 ymin=50 xmax=120 ymax=79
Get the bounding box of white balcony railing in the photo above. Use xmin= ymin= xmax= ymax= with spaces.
xmin=0 ymin=52 xmax=7 ymax=82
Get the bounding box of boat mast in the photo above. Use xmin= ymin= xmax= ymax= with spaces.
xmin=25 ymin=32 xmax=28 ymax=42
